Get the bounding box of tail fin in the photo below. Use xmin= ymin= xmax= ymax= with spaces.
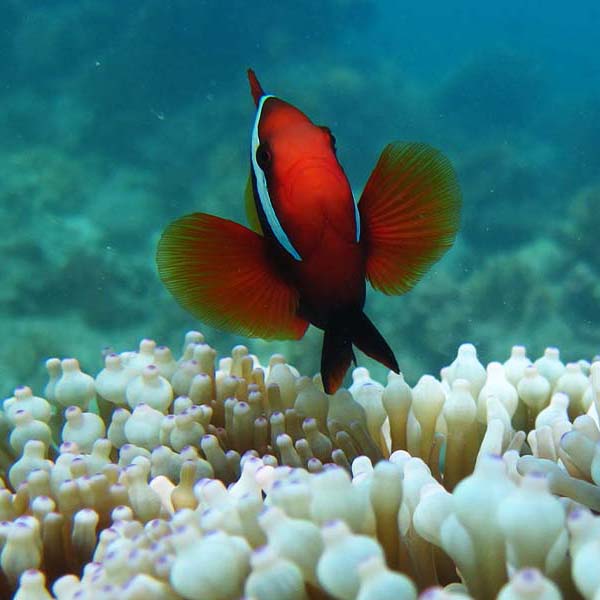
xmin=321 ymin=326 xmax=355 ymax=394
xmin=320 ymin=311 xmax=398 ymax=394
xmin=352 ymin=312 xmax=399 ymax=374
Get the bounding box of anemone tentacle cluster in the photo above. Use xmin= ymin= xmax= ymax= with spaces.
xmin=1 ymin=333 xmax=600 ymax=599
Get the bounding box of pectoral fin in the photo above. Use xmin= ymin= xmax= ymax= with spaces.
xmin=156 ymin=213 xmax=308 ymax=340
xmin=359 ymin=142 xmax=461 ymax=295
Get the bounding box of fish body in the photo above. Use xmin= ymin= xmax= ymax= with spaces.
xmin=248 ymin=88 xmax=364 ymax=329
xmin=157 ymin=70 xmax=461 ymax=392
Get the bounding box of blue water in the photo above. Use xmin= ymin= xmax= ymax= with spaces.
xmin=1 ymin=1 xmax=599 ymax=395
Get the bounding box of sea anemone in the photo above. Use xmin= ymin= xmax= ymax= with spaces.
xmin=1 ymin=332 xmax=600 ymax=599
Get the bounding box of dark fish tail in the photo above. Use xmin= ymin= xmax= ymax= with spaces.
xmin=321 ymin=324 xmax=355 ymax=395
xmin=351 ymin=311 xmax=399 ymax=374
xmin=320 ymin=310 xmax=398 ymax=394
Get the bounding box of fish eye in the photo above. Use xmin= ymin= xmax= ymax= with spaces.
xmin=256 ymin=143 xmax=271 ymax=170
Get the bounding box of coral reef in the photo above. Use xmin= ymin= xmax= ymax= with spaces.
xmin=2 ymin=332 xmax=600 ymax=599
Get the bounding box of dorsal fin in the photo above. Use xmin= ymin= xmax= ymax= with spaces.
xmin=247 ymin=69 xmax=265 ymax=107
xmin=244 ymin=173 xmax=262 ymax=234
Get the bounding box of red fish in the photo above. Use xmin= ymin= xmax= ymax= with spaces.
xmin=157 ymin=69 xmax=461 ymax=393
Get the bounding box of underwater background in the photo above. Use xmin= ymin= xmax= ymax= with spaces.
xmin=1 ymin=0 xmax=599 ymax=396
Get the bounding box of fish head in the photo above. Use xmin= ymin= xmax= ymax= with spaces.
xmin=248 ymin=70 xmax=356 ymax=258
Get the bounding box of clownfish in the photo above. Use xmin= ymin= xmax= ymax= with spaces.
xmin=157 ymin=69 xmax=461 ymax=393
